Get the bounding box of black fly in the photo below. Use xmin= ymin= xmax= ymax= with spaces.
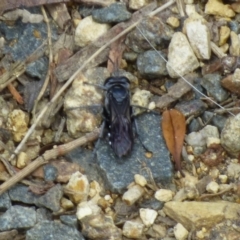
xmin=102 ymin=76 xmax=134 ymax=157
xmin=93 ymin=72 xmax=150 ymax=158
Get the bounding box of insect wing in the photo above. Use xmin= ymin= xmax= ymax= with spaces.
xmin=108 ymin=92 xmax=134 ymax=157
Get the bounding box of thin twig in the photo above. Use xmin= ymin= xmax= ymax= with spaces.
xmin=0 ymin=128 xmax=100 ymax=195
xmin=32 ymin=6 xmax=53 ymax=116
xmin=198 ymin=184 xmax=234 ymax=200
xmin=214 ymin=107 xmax=240 ymax=114
xmin=9 ymin=0 xmax=176 ymax=162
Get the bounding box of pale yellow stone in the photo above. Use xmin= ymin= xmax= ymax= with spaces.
xmin=164 ymin=201 xmax=240 ymax=230
xmin=7 ymin=109 xmax=29 ymax=142
xmin=65 ymin=171 xmax=89 ymax=204
xmin=123 ymin=221 xmax=144 ymax=238
xmin=205 ymin=0 xmax=235 ymax=18
xmin=134 ymin=174 xmax=147 ymax=187
xmin=129 ymin=0 xmax=149 ymax=10
xmin=219 ymin=43 xmax=229 ymax=53
xmin=219 ymin=26 xmax=230 ymax=46
xmin=166 ymin=16 xmax=180 ymax=28
xmin=74 ymin=16 xmax=110 ymax=47
xmin=139 ymin=208 xmax=158 ymax=227
xmin=229 ymin=31 xmax=240 ymax=56
xmin=122 ymin=185 xmax=144 ymax=205
xmin=61 ymin=197 xmax=74 ymax=210
xmin=174 ymin=223 xmax=189 ymax=240
xmin=17 ymin=152 xmax=30 ymax=168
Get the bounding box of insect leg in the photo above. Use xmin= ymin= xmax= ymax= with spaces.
xmin=133 ymin=117 xmax=151 ymax=153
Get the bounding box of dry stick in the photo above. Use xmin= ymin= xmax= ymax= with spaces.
xmin=0 ymin=128 xmax=100 ymax=195
xmin=198 ymin=184 xmax=234 ymax=200
xmin=32 ymin=6 xmax=53 ymax=119
xmin=9 ymin=0 xmax=176 ymax=162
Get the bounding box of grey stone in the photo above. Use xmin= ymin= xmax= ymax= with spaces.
xmin=26 ymin=57 xmax=48 ymax=80
xmin=188 ymin=118 xmax=202 ymax=133
xmin=92 ymin=3 xmax=131 ymax=23
xmin=26 ymin=221 xmax=84 ymax=240
xmin=36 ymin=208 xmax=52 ymax=222
xmin=9 ymin=184 xmax=63 ymax=212
xmin=175 ymin=99 xmax=207 ymax=118
xmin=43 ymin=164 xmax=58 ymax=182
xmin=201 ymin=74 xmax=229 ymax=102
xmin=228 ymin=20 xmax=240 ymax=34
xmin=0 ymin=206 xmax=36 ymax=231
xmin=0 ymin=191 xmax=11 ymax=211
xmin=79 ymin=7 xmax=95 ymax=18
xmin=221 ymin=113 xmax=240 ymax=156
xmin=0 ymin=19 xmax=57 ymax=61
xmin=212 ymin=114 xmax=227 ymax=132
xmin=60 ymin=215 xmax=78 ymax=229
xmin=139 ymin=198 xmax=164 ymax=211
xmin=202 ymin=111 xmax=214 ymax=124
xmin=137 ymin=50 xmax=168 ymax=79
xmin=96 ymin=113 xmax=173 ymax=193
xmin=167 ymin=32 xmax=199 ymax=78
xmin=125 ymin=16 xmax=174 ymax=53
xmin=66 ymin=113 xmax=173 ymax=193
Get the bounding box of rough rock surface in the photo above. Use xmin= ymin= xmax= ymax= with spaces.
xmin=167 ymin=32 xmax=199 ymax=78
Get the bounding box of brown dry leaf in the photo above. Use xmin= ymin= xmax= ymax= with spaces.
xmin=161 ymin=109 xmax=186 ymax=176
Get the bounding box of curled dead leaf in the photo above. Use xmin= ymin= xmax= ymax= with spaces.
xmin=161 ymin=109 xmax=186 ymax=176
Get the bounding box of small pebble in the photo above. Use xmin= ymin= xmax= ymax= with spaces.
xmin=209 ymin=168 xmax=219 ymax=179
xmin=154 ymin=189 xmax=174 ymax=202
xmin=122 ymin=185 xmax=144 ymax=205
xmin=174 ymin=223 xmax=189 ymax=240
xmin=65 ymin=171 xmax=89 ymax=204
xmin=17 ymin=152 xmax=30 ymax=168
xmin=139 ymin=208 xmax=158 ymax=227
xmin=219 ymin=175 xmax=228 ymax=184
xmin=196 ymin=227 xmax=207 ymax=239
xmin=219 ymin=26 xmax=230 ymax=46
xmin=92 ymin=3 xmax=131 ymax=23
xmin=206 ymin=181 xmax=219 ymax=193
xmin=167 ymin=32 xmax=199 ymax=78
xmin=230 ymin=31 xmax=240 ymax=56
xmin=205 ymin=0 xmax=235 ymax=18
xmin=166 ymin=16 xmax=180 ymax=28
xmin=206 ymin=137 xmax=221 ymax=147
xmin=76 ymin=201 xmax=101 ymax=220
xmin=7 ymin=109 xmax=29 ymax=142
xmin=61 ymin=197 xmax=74 ymax=210
xmin=134 ymin=174 xmax=147 ymax=187
xmin=74 ymin=16 xmax=110 ymax=47
xmin=122 ymin=220 xmax=144 ymax=239
xmin=187 ymin=154 xmax=195 ymax=162
xmin=129 ymin=0 xmax=149 ymax=10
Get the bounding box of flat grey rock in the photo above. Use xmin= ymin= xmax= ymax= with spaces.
xmin=9 ymin=184 xmax=63 ymax=212
xmin=0 ymin=206 xmax=36 ymax=231
xmin=0 ymin=191 xmax=11 ymax=211
xmin=96 ymin=113 xmax=173 ymax=193
xmin=26 ymin=221 xmax=84 ymax=240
